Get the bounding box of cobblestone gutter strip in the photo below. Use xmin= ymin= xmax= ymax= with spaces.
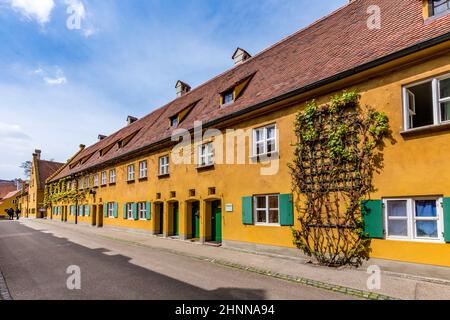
xmin=0 ymin=271 xmax=12 ymax=300
xmin=99 ymin=234 xmax=397 ymax=301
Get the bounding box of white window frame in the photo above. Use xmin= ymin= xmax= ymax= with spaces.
xmin=126 ymin=203 xmax=133 ymax=220
xmin=109 ymin=169 xmax=116 ymax=184
xmin=138 ymin=202 xmax=147 ymax=220
xmin=85 ymin=176 xmax=90 ymax=188
xmin=101 ymin=171 xmax=107 ymax=186
xmin=78 ymin=178 xmax=83 ymax=190
xmin=159 ymin=156 xmax=169 ymax=176
xmin=139 ymin=161 xmax=148 ymax=179
xmin=127 ymin=164 xmax=135 ymax=181
xmin=253 ymin=194 xmax=280 ymax=226
xmin=403 ymin=73 xmax=450 ymax=130
xmin=198 ymin=142 xmax=214 ymax=167
xmin=93 ymin=174 xmax=99 ymax=187
xmin=384 ymin=197 xmax=444 ymax=243
xmin=252 ymin=124 xmax=278 ymax=157
xmin=107 ymin=202 xmax=114 ymax=218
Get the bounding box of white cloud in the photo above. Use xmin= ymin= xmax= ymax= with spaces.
xmin=44 ymin=76 xmax=67 ymax=85
xmin=9 ymin=0 xmax=55 ymax=25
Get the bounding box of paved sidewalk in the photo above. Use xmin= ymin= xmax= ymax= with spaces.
xmin=21 ymin=219 xmax=450 ymax=300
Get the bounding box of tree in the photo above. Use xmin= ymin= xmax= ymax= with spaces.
xmin=290 ymin=91 xmax=391 ymax=267
xmin=20 ymin=161 xmax=32 ymax=178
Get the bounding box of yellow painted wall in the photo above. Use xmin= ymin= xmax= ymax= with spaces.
xmin=0 ymin=194 xmax=18 ymax=218
xmin=47 ymin=48 xmax=450 ymax=267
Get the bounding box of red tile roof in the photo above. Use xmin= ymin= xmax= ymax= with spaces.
xmin=51 ymin=0 xmax=450 ymax=182
xmin=37 ymin=160 xmax=64 ymax=187
xmin=0 ymin=182 xmax=16 ymax=199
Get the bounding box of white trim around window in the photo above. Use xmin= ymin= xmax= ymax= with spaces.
xmin=107 ymin=202 xmax=115 ymax=218
xmin=109 ymin=169 xmax=116 ymax=184
xmin=384 ymin=197 xmax=444 ymax=243
xmin=138 ymin=202 xmax=147 ymax=220
xmin=403 ymin=73 xmax=450 ymax=131
xmin=101 ymin=171 xmax=107 ymax=186
xmin=127 ymin=164 xmax=135 ymax=181
xmin=159 ymin=156 xmax=169 ymax=176
xmin=139 ymin=161 xmax=148 ymax=179
xmin=198 ymin=142 xmax=214 ymax=167
xmin=93 ymin=174 xmax=99 ymax=187
xmin=126 ymin=203 xmax=133 ymax=220
xmin=252 ymin=124 xmax=278 ymax=158
xmin=253 ymin=194 xmax=280 ymax=226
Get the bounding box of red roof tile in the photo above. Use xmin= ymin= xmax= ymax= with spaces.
xmin=51 ymin=0 xmax=450 ymax=182
xmin=37 ymin=160 xmax=64 ymax=187
xmin=0 ymin=182 xmax=16 ymax=199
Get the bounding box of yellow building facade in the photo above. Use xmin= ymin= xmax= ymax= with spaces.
xmin=46 ymin=0 xmax=450 ymax=267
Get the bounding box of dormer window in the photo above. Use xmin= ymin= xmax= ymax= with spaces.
xmin=428 ymin=0 xmax=450 ymax=17
xmin=222 ymin=89 xmax=235 ymax=106
xmin=170 ymin=115 xmax=179 ymax=128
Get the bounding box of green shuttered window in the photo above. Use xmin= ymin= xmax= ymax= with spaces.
xmin=361 ymin=200 xmax=384 ymax=239
xmin=443 ymin=198 xmax=450 ymax=243
xmin=279 ymin=194 xmax=294 ymax=226
xmin=242 ymin=194 xmax=293 ymax=226
xmin=242 ymin=196 xmax=253 ymax=225
xmin=146 ymin=202 xmax=151 ymax=220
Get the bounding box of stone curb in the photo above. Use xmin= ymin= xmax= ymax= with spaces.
xmin=0 ymin=271 xmax=12 ymax=301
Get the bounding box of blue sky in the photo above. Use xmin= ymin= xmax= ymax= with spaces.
xmin=0 ymin=0 xmax=346 ymax=180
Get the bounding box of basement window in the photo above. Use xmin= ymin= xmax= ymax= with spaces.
xmin=428 ymin=0 xmax=450 ymax=17
xmin=403 ymin=74 xmax=450 ymax=130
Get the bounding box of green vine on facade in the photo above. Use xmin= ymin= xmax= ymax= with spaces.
xmin=44 ymin=176 xmax=91 ymax=208
xmin=289 ymin=90 xmax=391 ymax=267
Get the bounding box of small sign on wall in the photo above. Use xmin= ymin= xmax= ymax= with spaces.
xmin=225 ymin=204 xmax=233 ymax=212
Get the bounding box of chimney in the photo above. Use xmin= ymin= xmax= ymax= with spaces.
xmin=232 ymin=48 xmax=251 ymax=65
xmin=33 ymin=149 xmax=41 ymax=160
xmin=175 ymin=80 xmax=191 ymax=97
xmin=127 ymin=116 xmax=138 ymax=125
xmin=98 ymin=134 xmax=107 ymax=141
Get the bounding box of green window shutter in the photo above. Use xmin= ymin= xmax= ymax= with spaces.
xmin=242 ymin=196 xmax=253 ymax=225
xmin=361 ymin=200 xmax=384 ymax=239
xmin=85 ymin=205 xmax=90 ymax=217
xmin=114 ymin=203 xmax=118 ymax=218
xmin=279 ymin=194 xmax=294 ymax=226
xmin=146 ymin=202 xmax=151 ymax=220
xmin=123 ymin=204 xmax=128 ymax=219
xmin=104 ymin=204 xmax=108 ymax=218
xmin=443 ymin=198 xmax=450 ymax=243
xmin=132 ymin=203 xmax=138 ymax=220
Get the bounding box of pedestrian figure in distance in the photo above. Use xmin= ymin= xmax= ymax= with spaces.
xmin=15 ymin=208 xmax=21 ymax=220
xmin=7 ymin=208 xmax=14 ymax=220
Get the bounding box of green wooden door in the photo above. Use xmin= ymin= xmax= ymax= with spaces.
xmin=173 ymin=203 xmax=179 ymax=236
xmin=192 ymin=202 xmax=200 ymax=238
xmin=211 ymin=201 xmax=222 ymax=242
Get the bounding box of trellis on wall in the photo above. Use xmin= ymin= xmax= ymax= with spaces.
xmin=290 ymin=91 xmax=391 ymax=267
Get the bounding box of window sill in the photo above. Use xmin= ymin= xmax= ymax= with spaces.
xmin=385 ymin=237 xmax=445 ymax=244
xmin=250 ymin=151 xmax=280 ymax=163
xmin=138 ymin=177 xmax=148 ymax=182
xmin=254 ymin=223 xmax=281 ymax=227
xmin=400 ymin=123 xmax=450 ymax=138
xmin=158 ymin=174 xmax=170 ymax=179
xmin=109 ymin=182 xmax=116 ymax=186
xmin=127 ymin=180 xmax=136 ymax=184
xmin=196 ymin=164 xmax=215 ymax=171
xmin=100 ymin=184 xmax=107 ymax=188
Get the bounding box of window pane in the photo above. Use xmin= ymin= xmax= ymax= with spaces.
xmin=255 ymin=129 xmax=263 ymax=142
xmin=387 ymin=200 xmax=407 ymax=217
xmin=267 ymin=127 xmax=275 ymax=139
xmin=256 ymin=211 xmax=266 ymax=223
xmin=388 ymin=220 xmax=408 ymax=237
xmin=407 ymin=82 xmax=434 ymax=128
xmin=440 ymin=78 xmax=450 ymax=99
xmin=256 ymin=142 xmax=265 ymax=155
xmin=416 ymin=221 xmax=438 ymax=238
xmin=256 ymin=197 xmax=266 ymax=209
xmin=441 ymin=101 xmax=450 ymax=122
xmin=415 ymin=200 xmax=437 ymax=218
xmin=268 ymin=196 xmax=279 ymax=209
xmin=269 ymin=210 xmax=279 ymax=224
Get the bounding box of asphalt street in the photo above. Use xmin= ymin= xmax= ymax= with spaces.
xmin=0 ymin=220 xmax=352 ymax=300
